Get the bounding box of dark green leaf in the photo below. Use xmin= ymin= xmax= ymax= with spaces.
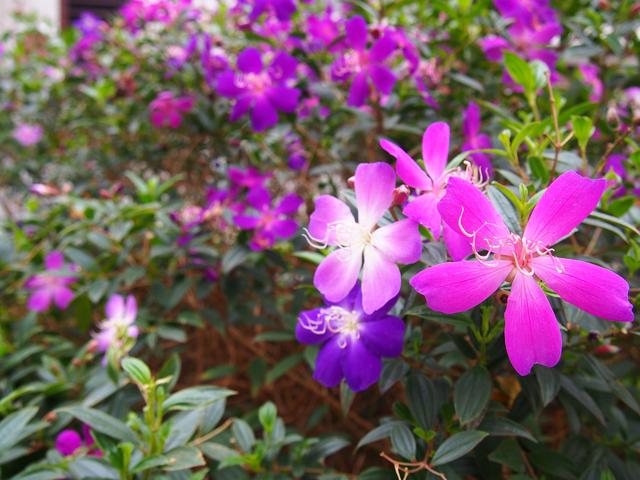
xmin=431 ymin=431 xmax=488 ymax=466
xmin=454 ymin=366 xmax=492 ymax=425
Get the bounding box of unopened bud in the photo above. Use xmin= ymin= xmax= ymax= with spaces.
xmin=347 ymin=176 xmax=356 ymax=188
xmin=87 ymin=339 xmax=99 ymax=353
xmin=606 ymin=101 xmax=620 ymax=127
xmin=44 ymin=411 xmax=57 ymax=423
xmin=594 ymin=344 xmax=620 ymax=355
xmin=391 ymin=185 xmax=410 ymax=207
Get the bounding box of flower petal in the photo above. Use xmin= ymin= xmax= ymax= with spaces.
xmin=237 ymin=47 xmax=263 ymax=74
xmin=422 ymin=122 xmax=449 ymax=181
xmin=379 ymin=139 xmax=431 ymax=190
xmin=403 ymin=192 xmax=441 ymax=238
xmin=251 ymin=97 xmax=278 ymax=131
xmin=362 ymin=246 xmax=400 ymax=314
xmin=369 ymin=34 xmax=397 ymax=62
xmin=53 ymin=287 xmax=74 ymax=310
xmin=230 ymin=94 xmax=252 ymax=121
xmin=56 ymin=430 xmax=83 ymax=456
xmin=359 ymin=316 xmax=405 ymax=357
xmin=272 ymin=219 xmax=298 ymax=238
xmin=45 ymin=251 xmax=65 ymax=270
xmin=410 ymin=260 xmax=512 ymax=314
xmin=347 ymin=71 xmax=370 ymax=107
xmin=216 ymin=70 xmax=240 ymax=97
xmin=106 ymin=294 xmax=125 ymax=319
xmin=296 ymin=308 xmax=333 ymax=345
xmin=369 ymin=64 xmax=396 ymax=95
xmin=355 ymin=162 xmax=395 ymax=231
xmin=371 ymin=219 xmax=421 ymax=264
xmin=268 ymin=86 xmax=300 ymax=113
xmin=442 ymin=222 xmax=472 ymax=261
xmin=505 ymin=273 xmax=562 ymax=376
xmin=532 ymin=257 xmax=634 ymax=322
xmin=342 ymin=338 xmax=381 ymax=391
xmin=307 ymin=195 xmax=355 ymax=246
xmin=437 ymin=177 xmax=510 ymax=251
xmin=276 ymin=193 xmax=303 ymax=214
xmin=463 ymin=102 xmax=480 ymax=137
xmin=234 ymin=214 xmax=260 ymax=230
xmin=27 ymin=289 xmax=52 ymax=312
xmin=314 ymin=247 xmax=363 ymax=303
xmin=524 ymin=171 xmax=606 ymax=246
xmin=313 ymin=336 xmax=344 ymax=388
xmin=345 ymin=15 xmax=368 ymax=51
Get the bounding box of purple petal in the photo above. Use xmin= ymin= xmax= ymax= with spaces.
xmin=276 ymin=193 xmax=303 ymax=215
xmin=247 ymin=186 xmax=271 ymax=210
xmin=230 ymin=94 xmax=253 ymax=121
xmin=45 ymin=251 xmax=65 ymax=270
xmin=479 ymin=35 xmax=510 ymax=62
xmin=403 ymin=192 xmax=441 ymax=239
xmin=532 ymin=257 xmax=634 ymax=322
xmin=463 ymin=102 xmax=480 ymax=137
xmin=505 ymin=273 xmax=562 ymax=376
xmin=359 ymin=316 xmax=404 ymax=357
xmin=355 ymin=162 xmax=395 ymax=231
xmin=272 ymin=0 xmax=296 ymax=21
xmin=361 ymin=246 xmax=400 ymax=314
xmin=251 ymin=97 xmax=278 ymax=131
xmin=422 ymin=122 xmax=450 ymax=181
xmin=237 ymin=47 xmax=263 ymax=74
xmin=313 ymin=336 xmax=345 ymax=388
xmin=442 ymin=222 xmax=472 ymax=261
xmin=268 ymin=86 xmax=300 ymax=113
xmin=270 ymin=51 xmax=298 ymax=80
xmin=234 ymin=214 xmax=260 ymax=230
xmin=410 ymin=260 xmax=512 ymax=314
xmin=296 ymin=308 xmax=333 ymax=345
xmin=369 ymin=64 xmax=396 ymax=96
xmin=56 ymin=430 xmax=83 ymax=456
xmin=106 ymin=294 xmax=125 ymax=319
xmin=314 ymin=247 xmax=363 ymax=303
xmin=524 ymin=171 xmax=606 ymax=247
xmin=272 ymin=219 xmax=298 ymax=238
xmin=347 ymin=72 xmax=370 ymax=107
xmin=345 ymin=16 xmax=368 ymax=51
xmin=379 ymin=139 xmax=431 ymax=190
xmin=216 ymin=70 xmax=240 ymax=97
xmin=342 ymin=338 xmax=381 ymax=391
xmin=28 ymin=289 xmax=53 ymax=312
xmin=308 ymin=195 xmax=355 ymax=247
xmin=369 ymin=34 xmax=397 ymax=62
xmin=371 ymin=219 xmax=421 ymax=264
xmin=53 ymin=287 xmax=74 ymax=310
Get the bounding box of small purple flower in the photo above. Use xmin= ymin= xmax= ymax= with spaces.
xmin=217 ymin=47 xmax=300 ymax=131
xmin=13 ymin=123 xmax=43 ymax=147
xmin=306 ymin=9 xmax=341 ymax=52
xmin=25 ymin=252 xmax=77 ymax=312
xmin=56 ymin=425 xmax=101 ymax=457
xmin=241 ymin=0 xmax=297 ymax=22
xmin=94 ymin=294 xmax=139 ymax=355
xmin=331 ymin=16 xmax=397 ymax=107
xmin=149 ymin=91 xmax=194 ymax=129
xmin=461 ymin=102 xmax=493 ymax=176
xmin=296 ymin=283 xmax=404 ymax=391
xmin=74 ymin=12 xmax=104 ymax=35
xmin=234 ymin=189 xmax=303 ymax=250
xmin=578 ymin=64 xmax=603 ymax=102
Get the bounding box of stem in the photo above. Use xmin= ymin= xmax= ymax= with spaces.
xmin=545 ymin=72 xmax=562 ymax=182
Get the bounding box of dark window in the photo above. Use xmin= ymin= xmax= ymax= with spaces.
xmin=61 ymin=0 xmax=128 ymax=28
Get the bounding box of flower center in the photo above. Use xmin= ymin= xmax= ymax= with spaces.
xmin=240 ymin=72 xmax=272 ymax=93
xmin=299 ymin=306 xmax=361 ymax=348
xmin=303 ymin=220 xmax=372 ymax=253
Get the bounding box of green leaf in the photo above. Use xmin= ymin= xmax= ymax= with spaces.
xmin=356 ymin=421 xmax=405 ymax=450
xmin=304 ymin=435 xmax=350 ymax=462
xmin=504 ymin=52 xmax=535 ymax=95
xmin=0 ymin=407 xmax=39 ymax=450
xmin=431 ymin=431 xmax=488 ymax=466
xmin=265 ymin=353 xmax=303 ymax=384
xmin=163 ymin=386 xmax=235 ymax=411
xmin=222 ymin=247 xmax=251 ymax=273
xmin=121 ymin=357 xmax=152 ymax=386
xmin=479 ymin=416 xmax=537 ymax=442
xmin=58 ymin=406 xmax=136 ymax=442
xmin=258 ymin=402 xmax=277 ymax=434
xmin=535 ymin=366 xmax=560 ymax=407
xmin=232 ymin=419 xmax=255 ymax=452
xmin=390 ymin=423 xmax=416 ymax=460
xmin=454 ymin=366 xmax=492 ymax=425
xmin=406 ymin=374 xmax=437 ymax=430
xmin=558 ymin=375 xmax=605 ymax=425
xmin=571 ymin=116 xmax=594 ymax=150
xmin=132 ymin=454 xmax=170 ymax=473
xmin=163 ymin=446 xmax=206 ymax=471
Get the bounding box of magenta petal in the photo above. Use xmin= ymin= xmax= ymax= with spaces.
xmin=342 ymin=339 xmax=381 ymax=391
xmin=410 ymin=260 xmax=512 ymax=314
xmin=345 ymin=16 xmax=368 ymax=51
xmin=347 ymin=71 xmax=370 ymax=107
xmin=369 ymin=64 xmax=396 ymax=96
xmin=463 ymin=102 xmax=480 ymax=137
xmin=524 ymin=171 xmax=606 ymax=247
xmin=442 ymin=222 xmax=472 ymax=261
xmin=230 ymin=94 xmax=252 ymax=121
xmin=313 ymin=336 xmax=344 ymax=388
xmin=371 ymin=219 xmax=421 ymax=264
xmin=532 ymin=257 xmax=634 ymax=322
xmin=437 ymin=177 xmax=510 ymax=251
xmin=403 ymin=192 xmax=441 ymax=239
xmin=237 ymin=47 xmax=263 ymax=74
xmin=53 ymin=287 xmax=74 ymax=310
xmin=276 ymin=193 xmax=303 ymax=214
xmin=422 ymin=122 xmax=450 ymax=181
xmin=45 ymin=251 xmax=65 ymax=270
xmin=308 ymin=195 xmax=355 ymax=246
xmin=56 ymin=430 xmax=83 ymax=456
xmin=28 ymin=289 xmax=52 ymax=312
xmin=234 ymin=215 xmax=260 ymax=229
xmin=360 ymin=316 xmax=404 ymax=357
xmin=314 ymin=247 xmax=363 ymax=303
xmin=272 ymin=219 xmax=298 ymax=238
xmin=379 ymin=139 xmax=430 ymax=190
xmin=505 ymin=273 xmax=562 ymax=376
xmin=105 ymin=294 xmax=125 ymax=319
xmin=369 ymin=34 xmax=397 ymax=62
xmin=355 ymin=162 xmax=395 ymax=231
xmin=361 ymin=246 xmax=400 ymax=314
xmin=268 ymin=86 xmax=300 ymax=113
xmin=216 ymin=70 xmax=240 ymax=97
xmin=251 ymin=97 xmax=278 ymax=131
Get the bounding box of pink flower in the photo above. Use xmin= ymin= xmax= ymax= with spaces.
xmin=410 ymin=172 xmax=634 ymax=375
xmin=13 ymin=123 xmax=43 ymax=146
xmin=380 ymin=122 xmax=486 ymax=261
xmin=149 ymin=91 xmax=194 ymax=128
xmin=55 ymin=425 xmax=101 ymax=457
xmin=94 ymin=294 xmax=139 ymax=354
xmin=305 ymin=163 xmax=421 ymax=314
xmin=25 ymin=252 xmax=78 ymax=312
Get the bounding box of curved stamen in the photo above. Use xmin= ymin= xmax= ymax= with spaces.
xmin=298 ymin=306 xmax=361 ymax=349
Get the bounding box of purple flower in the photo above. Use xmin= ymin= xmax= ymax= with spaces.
xmin=74 ymin=12 xmax=104 ymax=35
xmin=217 ymin=47 xmax=300 ymax=131
xmin=306 ymin=9 xmax=341 ymax=52
xmin=331 ymin=16 xmax=397 ymax=107
xmin=149 ymin=91 xmax=194 ymax=129
xmin=411 ymin=172 xmax=634 ymax=376
xmin=240 ymin=0 xmax=297 ymax=22
xmin=380 ymin=122 xmax=486 ymax=261
xmin=461 ymin=102 xmax=493 ymax=176
xmin=25 ymin=252 xmax=77 ymax=312
xmin=296 ymin=283 xmax=404 ymax=391
xmin=604 ymin=154 xmax=640 ymax=198
xmin=13 ymin=123 xmax=43 ymax=147
xmin=234 ymin=189 xmax=303 ymax=250
xmin=55 ymin=425 xmax=100 ymax=457
xmin=578 ymin=64 xmax=603 ymax=102
xmin=305 ymin=163 xmax=421 ymax=314
xmin=94 ymin=294 xmax=139 ymax=354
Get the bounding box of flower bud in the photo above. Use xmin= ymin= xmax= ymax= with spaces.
xmin=391 ymin=185 xmax=410 ymax=207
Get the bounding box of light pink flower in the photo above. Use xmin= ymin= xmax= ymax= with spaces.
xmin=13 ymin=123 xmax=43 ymax=146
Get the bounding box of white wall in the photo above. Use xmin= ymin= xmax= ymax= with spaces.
xmin=0 ymin=0 xmax=60 ymax=32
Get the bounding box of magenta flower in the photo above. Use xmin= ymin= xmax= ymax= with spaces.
xmin=55 ymin=425 xmax=100 ymax=457
xmin=149 ymin=91 xmax=194 ymax=129
xmin=380 ymin=122 xmax=486 ymax=261
xmin=216 ymin=47 xmax=300 ymax=131
xmin=331 ymin=16 xmax=397 ymax=107
xmin=296 ymin=283 xmax=404 ymax=391
xmin=94 ymin=294 xmax=139 ymax=354
xmin=13 ymin=123 xmax=43 ymax=147
xmin=234 ymin=189 xmax=303 ymax=250
xmin=245 ymin=0 xmax=297 ymax=22
xmin=579 ymin=64 xmax=603 ymax=102
xmin=461 ymin=102 xmax=493 ymax=176
xmin=25 ymin=252 xmax=77 ymax=312
xmin=305 ymin=163 xmax=421 ymax=314
xmin=410 ymin=172 xmax=634 ymax=376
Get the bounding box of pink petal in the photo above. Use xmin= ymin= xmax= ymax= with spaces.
xmin=369 ymin=34 xmax=396 ymax=62
xmin=355 ymin=162 xmax=395 ymax=231
xmin=308 ymin=195 xmax=355 ymax=246
xmin=106 ymin=294 xmax=125 ymax=319
xmin=53 ymin=287 xmax=74 ymax=310
xmin=524 ymin=171 xmax=606 ymax=246
xmin=28 ymin=289 xmax=53 ymax=312
xmin=422 ymin=122 xmax=450 ymax=182
xmin=437 ymin=177 xmax=510 ymax=252
xmin=379 ymin=139 xmax=431 ymax=190
xmin=345 ymin=16 xmax=368 ymax=51
xmin=442 ymin=222 xmax=472 ymax=260
xmin=402 ymin=192 xmax=441 ymax=239
xmin=371 ymin=219 xmax=421 ymax=264
xmin=272 ymin=219 xmax=298 ymax=238
xmin=532 ymin=257 xmax=634 ymax=322
xmin=45 ymin=251 xmax=65 ymax=270
xmin=410 ymin=260 xmax=512 ymax=314
xmin=505 ymin=273 xmax=562 ymax=376
xmin=314 ymin=247 xmax=363 ymax=303
xmin=361 ymin=246 xmax=401 ymax=314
